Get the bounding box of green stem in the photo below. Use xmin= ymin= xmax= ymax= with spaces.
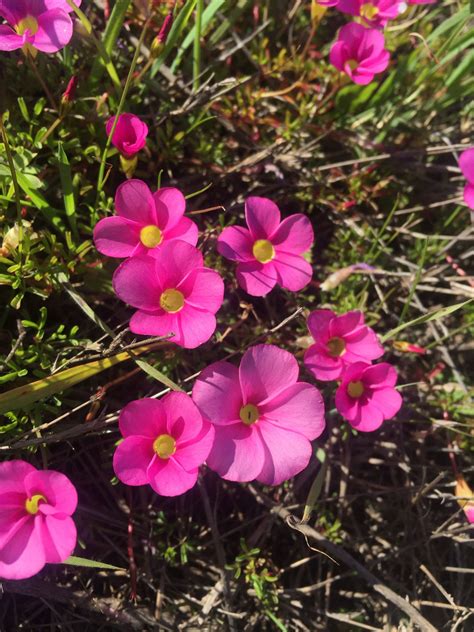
xmin=0 ymin=116 xmax=23 ymax=257
xmin=95 ymin=18 xmax=152 ymax=206
xmin=193 ymin=0 xmax=203 ymax=91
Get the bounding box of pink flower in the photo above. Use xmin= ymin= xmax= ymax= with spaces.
xmin=0 ymin=460 xmax=78 ymax=580
xmin=336 ymin=0 xmax=401 ymax=28
xmin=329 ymin=23 xmax=390 ymax=85
xmin=94 ymin=179 xmax=198 ymax=259
xmin=406 ymin=0 xmax=436 ymax=4
xmin=304 ymin=309 xmax=384 ymax=381
xmin=113 ymin=240 xmax=224 ymax=349
xmin=459 ymin=148 xmax=474 ymax=210
xmin=335 ymin=362 xmax=402 ymax=432
xmin=0 ymin=1 xmax=80 ymax=54
xmin=217 ymin=197 xmax=314 ymax=297
xmin=106 ymin=113 xmax=148 ymax=159
xmin=113 ymin=394 xmax=215 ymax=497
xmin=192 ymin=344 xmax=326 ymax=485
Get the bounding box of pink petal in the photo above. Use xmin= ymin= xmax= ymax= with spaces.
xmin=217 ymin=225 xmax=253 ymax=262
xmin=273 ymin=251 xmax=313 ymax=291
xmin=329 ymin=41 xmax=347 ymax=73
xmin=335 ymin=383 xmax=361 ymax=421
xmin=0 ymin=518 xmax=45 ymax=580
xmin=0 ymin=1 xmax=27 ymax=24
xmin=459 ymin=148 xmax=474 ymax=183
xmin=24 ymin=470 xmax=77 ymax=516
xmin=173 ymin=423 xmax=215 ymax=471
xmin=0 ymin=460 xmax=35 ymax=494
xmin=363 ymin=363 xmax=398 ymax=388
xmin=162 ymin=217 xmax=198 ymax=247
xmin=329 ymin=311 xmax=364 ymax=337
xmin=256 ymin=422 xmax=313 ymax=486
xmin=153 ymin=187 xmax=186 ymax=232
xmin=129 ymin=309 xmax=175 ymax=337
xmin=179 ymin=269 xmax=224 ymax=314
xmin=0 ymin=25 xmax=23 ymax=51
xmin=192 ymin=361 xmax=243 ymax=426
xmin=115 ymin=179 xmax=155 ymax=225
xmin=162 ymin=392 xmax=204 ymax=442
xmin=113 ymin=436 xmax=154 ymax=486
xmin=304 ymin=345 xmax=343 ymax=381
xmin=260 ymin=382 xmax=325 ymax=441
xmin=370 ymin=387 xmax=402 ymax=419
xmin=112 ymin=256 xmax=161 ymax=310
xmin=351 ymin=400 xmax=385 ymax=432
xmin=239 ymin=344 xmax=299 ymax=405
xmin=272 ymin=214 xmax=314 ymax=254
xmin=0 ymin=512 xmax=29 ymax=550
xmin=93 ymin=216 xmax=141 ymax=258
xmin=44 ymin=0 xmax=82 ymax=11
xmin=245 ymin=196 xmax=281 ymax=239
xmin=351 ymin=70 xmax=375 ymax=86
xmin=119 ymin=398 xmax=167 ymax=438
xmin=39 ymin=514 xmax=77 ymax=563
xmin=236 ymin=260 xmax=278 ymax=296
xmin=206 ymin=423 xmax=265 ymax=482
xmin=153 ymin=241 xmax=203 ymax=289
xmin=463 ymin=183 xmax=474 ymax=209
xmin=172 ymin=306 xmax=217 ymax=349
xmin=147 ymin=456 xmax=198 ymax=496
xmin=33 ymin=9 xmax=73 ymax=53
xmin=344 ymin=328 xmax=384 ymax=361
xmin=307 ymin=309 xmax=334 ymax=340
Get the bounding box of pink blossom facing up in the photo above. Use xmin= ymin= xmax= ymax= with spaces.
xmin=192 ymin=344 xmax=326 ymax=485
xmin=105 ymin=113 xmax=149 ymax=159
xmin=113 ymin=394 xmax=215 ymax=497
xmin=304 ymin=309 xmax=384 ymax=381
xmin=94 ymin=179 xmax=198 ymax=259
xmin=335 ymin=362 xmax=402 ymax=432
xmin=0 ymin=460 xmax=78 ymax=580
xmin=329 ymin=22 xmax=390 ymax=85
xmin=112 ymin=240 xmax=224 ymax=349
xmin=0 ymin=0 xmax=81 ymax=54
xmin=217 ymin=197 xmax=314 ymax=297
xmin=459 ymin=148 xmax=474 ymax=210
xmin=336 ymin=0 xmax=401 ymax=28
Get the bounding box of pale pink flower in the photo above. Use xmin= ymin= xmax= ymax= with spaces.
xmin=106 ymin=113 xmax=148 ymax=158
xmin=192 ymin=344 xmax=326 ymax=485
xmin=329 ymin=23 xmax=390 ymax=85
xmin=304 ymin=309 xmax=384 ymax=381
xmin=335 ymin=362 xmax=402 ymax=432
xmin=0 ymin=460 xmax=78 ymax=580
xmin=218 ymin=197 xmax=314 ymax=296
xmin=113 ymin=394 xmax=215 ymax=497
xmin=113 ymin=240 xmax=224 ymax=349
xmin=0 ymin=1 xmax=81 ymax=54
xmin=336 ymin=0 xmax=401 ymax=28
xmin=459 ymin=148 xmax=474 ymax=210
xmin=94 ymin=179 xmax=198 ymax=258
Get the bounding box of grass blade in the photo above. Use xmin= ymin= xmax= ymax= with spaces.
xmin=57 ymin=142 xmax=78 ymax=239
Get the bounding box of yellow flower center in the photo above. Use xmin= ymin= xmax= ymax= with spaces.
xmin=360 ymin=3 xmax=379 ymax=20
xmin=252 ymin=239 xmax=275 ymax=264
xmin=17 ymin=15 xmax=39 ymax=36
xmin=327 ymin=337 xmax=346 ymax=357
xmin=25 ymin=494 xmax=46 ymax=515
xmin=140 ymin=225 xmax=163 ymax=248
xmin=153 ymin=434 xmax=176 ymax=459
xmin=347 ymin=59 xmax=359 ymax=71
xmin=347 ymin=380 xmax=365 ymax=398
xmin=160 ymin=289 xmax=185 ymax=313
xmin=240 ymin=404 xmax=259 ymax=426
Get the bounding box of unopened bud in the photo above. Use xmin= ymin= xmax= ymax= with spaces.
xmin=60 ymin=76 xmax=78 ymax=116
xmin=150 ymin=11 xmax=173 ymax=58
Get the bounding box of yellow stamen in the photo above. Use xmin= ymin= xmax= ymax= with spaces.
xmin=153 ymin=434 xmax=176 ymax=459
xmin=347 ymin=380 xmax=364 ymax=398
xmin=25 ymin=494 xmax=46 ymax=515
xmin=17 ymin=16 xmax=39 ymax=36
xmin=160 ymin=289 xmax=185 ymax=313
xmin=347 ymin=59 xmax=358 ymax=71
xmin=140 ymin=225 xmax=163 ymax=248
xmin=360 ymin=3 xmax=379 ymax=20
xmin=240 ymin=404 xmax=259 ymax=426
xmin=327 ymin=337 xmax=346 ymax=357
xmin=252 ymin=239 xmax=275 ymax=264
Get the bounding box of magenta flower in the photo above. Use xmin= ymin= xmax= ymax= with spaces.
xmin=94 ymin=179 xmax=198 ymax=259
xmin=0 ymin=0 xmax=81 ymax=54
xmin=459 ymin=148 xmax=474 ymax=210
xmin=329 ymin=23 xmax=390 ymax=85
xmin=113 ymin=240 xmax=224 ymax=349
xmin=217 ymin=197 xmax=314 ymax=297
xmin=304 ymin=309 xmax=384 ymax=382
xmin=336 ymin=0 xmax=401 ymax=28
xmin=0 ymin=460 xmax=77 ymax=580
xmin=106 ymin=113 xmax=149 ymax=159
xmin=113 ymin=394 xmax=215 ymax=497
xmin=192 ymin=344 xmax=326 ymax=485
xmin=335 ymin=362 xmax=402 ymax=432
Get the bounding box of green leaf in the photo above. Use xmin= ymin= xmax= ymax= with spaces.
xmin=57 ymin=143 xmax=78 ymax=239
xmin=151 ymin=0 xmax=198 ymax=77
xmin=63 ymin=555 xmax=124 ymax=571
xmin=90 ymin=0 xmax=131 ymax=86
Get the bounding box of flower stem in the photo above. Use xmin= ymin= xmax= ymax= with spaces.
xmin=193 ymin=0 xmax=203 ymax=91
